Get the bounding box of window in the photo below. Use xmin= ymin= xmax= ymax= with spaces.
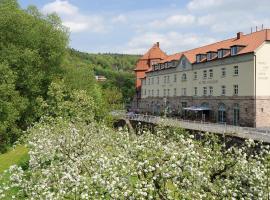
xmin=234 ymin=85 xmax=238 ymax=95
xmin=218 ymin=50 xmax=223 ymax=58
xmin=157 ymin=77 xmax=159 ymax=84
xmin=207 ymin=52 xmax=214 ymax=61
xmin=203 ymin=70 xmax=207 ymax=79
xmin=221 ymin=85 xmax=226 ymax=95
xmin=163 ymin=89 xmax=166 ymax=96
xmin=209 ymin=69 xmax=213 ymax=79
xmin=167 ymin=89 xmax=170 ymax=96
xmin=151 ymin=78 xmax=154 ymax=85
xmin=203 ymin=87 xmax=207 ymax=96
xmin=194 ymin=71 xmax=198 ymax=80
xmin=181 ymin=88 xmax=187 ymax=96
xmin=234 ymin=66 xmax=239 ymax=76
xmin=148 ymin=90 xmax=151 ymax=96
xmin=144 ymin=89 xmax=146 ymax=95
xmin=221 ymin=68 xmax=226 ymax=77
xmin=194 ymin=87 xmax=198 ymax=96
xmin=152 ymin=90 xmax=154 ymax=96
xmin=163 ymin=76 xmax=166 ymax=84
xmin=209 ymin=86 xmax=213 ymax=96
xmin=174 ymin=74 xmax=177 ymax=82
xmin=174 ymin=88 xmax=177 ymax=96
xmin=182 ymin=73 xmax=187 ymax=81
xmin=231 ymin=46 xmax=238 ymax=56
xmin=157 ymin=89 xmax=159 ymax=97
xmin=218 ymin=103 xmax=226 ymax=123
xmin=181 ymin=59 xmax=186 ymax=68
xmin=167 ymin=76 xmax=170 ymax=83
xmin=148 ymin=78 xmax=150 ymax=85
xmin=196 ymin=55 xmax=201 ymax=62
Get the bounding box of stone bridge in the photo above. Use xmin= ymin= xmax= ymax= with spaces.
xmin=124 ymin=114 xmax=270 ymax=143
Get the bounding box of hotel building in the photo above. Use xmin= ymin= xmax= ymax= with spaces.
xmin=135 ymin=29 xmax=270 ymax=128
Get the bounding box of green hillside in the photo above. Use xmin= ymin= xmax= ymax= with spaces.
xmin=67 ymin=49 xmax=140 ymax=104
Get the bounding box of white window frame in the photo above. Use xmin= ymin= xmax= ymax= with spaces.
xmin=194 ymin=71 xmax=198 ymax=80
xmin=209 ymin=69 xmax=213 ymax=79
xmin=209 ymin=86 xmax=213 ymax=96
xmin=234 ymin=66 xmax=239 ymax=76
xmin=194 ymin=87 xmax=198 ymax=96
xmin=234 ymin=85 xmax=238 ymax=95
xmin=221 ymin=85 xmax=226 ymax=96
xmin=203 ymin=70 xmax=207 ymax=79
xmin=221 ymin=68 xmax=226 ymax=77
xmin=203 ymin=87 xmax=207 ymax=96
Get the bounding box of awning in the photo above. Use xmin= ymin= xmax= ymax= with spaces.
xmin=184 ymin=106 xmax=211 ymax=111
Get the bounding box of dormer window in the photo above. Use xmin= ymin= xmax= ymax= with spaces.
xmin=181 ymin=58 xmax=186 ymax=67
xmin=196 ymin=54 xmax=206 ymax=63
xmin=218 ymin=50 xmax=224 ymax=58
xmin=231 ymin=46 xmax=238 ymax=56
xmin=230 ymin=45 xmax=245 ymax=56
xmin=206 ymin=51 xmax=217 ymax=61
xmin=196 ymin=55 xmax=201 ymax=62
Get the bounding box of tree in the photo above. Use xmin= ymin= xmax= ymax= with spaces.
xmin=0 ymin=64 xmax=27 ymax=152
xmin=0 ymin=1 xmax=68 ymax=135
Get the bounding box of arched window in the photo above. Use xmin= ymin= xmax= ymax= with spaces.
xmin=233 ymin=103 xmax=240 ymax=126
xmin=218 ymin=103 xmax=226 ymax=123
xmin=182 ymin=73 xmax=187 ymax=81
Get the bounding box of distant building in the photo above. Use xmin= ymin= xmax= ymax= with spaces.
xmin=135 ymin=29 xmax=270 ymax=128
xmin=95 ymin=75 xmax=107 ymax=82
xmin=133 ymin=42 xmax=167 ymax=108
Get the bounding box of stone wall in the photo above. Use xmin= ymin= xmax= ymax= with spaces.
xmin=256 ymin=96 xmax=270 ymax=128
xmin=138 ymin=96 xmax=256 ymax=127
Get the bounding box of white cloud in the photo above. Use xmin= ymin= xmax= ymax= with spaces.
xmin=42 ymin=0 xmax=105 ymax=33
xmin=187 ymin=0 xmax=223 ymax=11
xmin=42 ymin=0 xmax=78 ymax=15
xmin=125 ymin=32 xmax=216 ymax=54
xmin=149 ymin=14 xmax=196 ymax=29
xmin=112 ymin=14 xmax=127 ymax=23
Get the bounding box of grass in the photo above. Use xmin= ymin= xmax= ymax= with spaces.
xmin=0 ymin=145 xmax=29 ymax=199
xmin=0 ymin=145 xmax=29 ymax=173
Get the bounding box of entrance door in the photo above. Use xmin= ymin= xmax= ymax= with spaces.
xmin=218 ymin=104 xmax=226 ymax=123
xmin=233 ymin=104 xmax=240 ymax=126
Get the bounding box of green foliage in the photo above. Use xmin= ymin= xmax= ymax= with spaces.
xmin=0 ymin=63 xmax=27 ymax=152
xmin=68 ymin=49 xmax=138 ymax=104
xmin=0 ymin=1 xmax=68 ymax=149
xmin=38 ymin=80 xmax=96 ymax=124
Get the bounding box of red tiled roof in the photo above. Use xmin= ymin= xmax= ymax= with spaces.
xmin=158 ymin=29 xmax=270 ymax=64
xmin=140 ymin=43 xmax=167 ymax=60
xmin=134 ymin=43 xmax=167 ymax=71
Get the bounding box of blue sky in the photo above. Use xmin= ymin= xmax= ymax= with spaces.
xmin=19 ymin=0 xmax=270 ymax=54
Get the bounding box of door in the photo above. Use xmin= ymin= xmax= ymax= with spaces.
xmin=233 ymin=105 xmax=240 ymax=126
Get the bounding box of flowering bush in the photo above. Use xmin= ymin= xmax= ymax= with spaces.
xmin=0 ymin=119 xmax=269 ymax=199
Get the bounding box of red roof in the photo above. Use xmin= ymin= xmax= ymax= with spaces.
xmin=135 ymin=43 xmax=167 ymax=71
xmin=158 ymin=29 xmax=270 ymax=64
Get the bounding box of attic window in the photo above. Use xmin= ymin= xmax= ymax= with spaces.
xmin=196 ymin=55 xmax=201 ymax=62
xmin=181 ymin=59 xmax=186 ymax=67
xmin=207 ymin=52 xmax=217 ymax=61
xmin=196 ymin=54 xmax=206 ymax=63
xmin=231 ymin=46 xmax=238 ymax=56
xmin=218 ymin=50 xmax=224 ymax=58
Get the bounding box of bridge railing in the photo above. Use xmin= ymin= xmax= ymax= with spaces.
xmin=126 ymin=114 xmax=270 ymax=142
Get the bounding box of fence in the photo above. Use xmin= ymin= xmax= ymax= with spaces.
xmin=126 ymin=114 xmax=270 ymax=143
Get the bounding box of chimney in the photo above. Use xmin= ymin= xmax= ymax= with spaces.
xmin=156 ymin=42 xmax=160 ymax=47
xmin=237 ymin=32 xmax=243 ymax=39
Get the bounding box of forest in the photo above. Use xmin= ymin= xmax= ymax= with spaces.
xmin=0 ymin=0 xmax=269 ymax=199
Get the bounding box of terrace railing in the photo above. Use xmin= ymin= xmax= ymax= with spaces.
xmin=126 ymin=114 xmax=270 ymax=143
